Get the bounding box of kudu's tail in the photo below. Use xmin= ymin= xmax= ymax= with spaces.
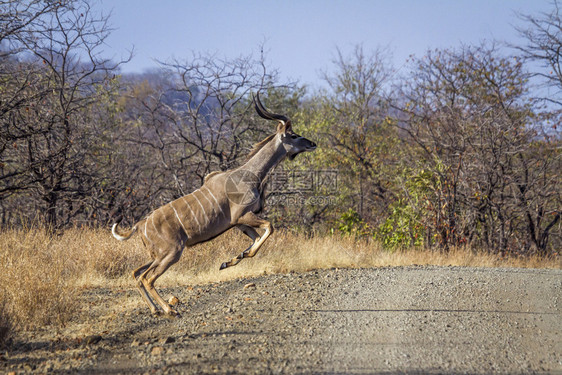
xmin=111 ymin=222 xmax=138 ymax=241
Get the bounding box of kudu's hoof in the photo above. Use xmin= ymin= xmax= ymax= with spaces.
xmin=219 ymin=262 xmax=228 ymax=270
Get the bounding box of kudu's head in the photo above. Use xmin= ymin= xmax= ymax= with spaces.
xmin=254 ymin=93 xmax=317 ymax=160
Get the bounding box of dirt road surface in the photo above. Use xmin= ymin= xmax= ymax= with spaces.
xmin=2 ymin=266 xmax=561 ymax=374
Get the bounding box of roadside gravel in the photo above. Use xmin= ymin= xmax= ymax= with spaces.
xmin=2 ymin=266 xmax=561 ymax=374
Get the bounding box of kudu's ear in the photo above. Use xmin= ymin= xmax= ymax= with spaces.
xmin=276 ymin=120 xmax=292 ymax=134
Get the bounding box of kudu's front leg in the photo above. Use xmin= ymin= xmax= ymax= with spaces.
xmin=220 ymin=212 xmax=273 ymax=270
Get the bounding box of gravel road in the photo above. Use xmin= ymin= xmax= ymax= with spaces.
xmin=2 ymin=266 xmax=561 ymax=374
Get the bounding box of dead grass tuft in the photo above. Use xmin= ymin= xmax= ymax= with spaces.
xmin=0 ymin=227 xmax=80 ymax=335
xmin=0 ymin=225 xmax=559 ymax=340
xmin=74 ymin=227 xmax=146 ymax=281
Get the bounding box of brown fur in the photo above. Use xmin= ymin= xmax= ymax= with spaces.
xmin=245 ymin=133 xmax=276 ymax=161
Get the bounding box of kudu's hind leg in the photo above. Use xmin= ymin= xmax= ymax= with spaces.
xmin=132 ymin=261 xmax=158 ymax=314
xmin=139 ymin=248 xmax=183 ymax=316
xmin=220 ymin=213 xmax=273 ymax=270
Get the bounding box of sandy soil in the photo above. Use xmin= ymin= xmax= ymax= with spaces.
xmin=2 ymin=266 xmax=561 ymax=374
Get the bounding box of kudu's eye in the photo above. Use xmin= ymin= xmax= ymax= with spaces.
xmin=291 ymin=134 xmax=298 ymax=139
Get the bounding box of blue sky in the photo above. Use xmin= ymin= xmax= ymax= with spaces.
xmin=100 ymin=0 xmax=553 ymax=88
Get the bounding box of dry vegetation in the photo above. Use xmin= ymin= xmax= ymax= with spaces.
xmin=0 ymin=225 xmax=560 ymax=345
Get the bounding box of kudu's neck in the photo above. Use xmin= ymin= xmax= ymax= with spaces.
xmin=241 ymin=135 xmax=287 ymax=181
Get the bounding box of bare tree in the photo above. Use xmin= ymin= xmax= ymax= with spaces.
xmin=0 ymin=0 xmax=129 ymax=228
xmin=0 ymin=0 xmax=64 ymax=199
xmin=515 ymin=0 xmax=562 ymax=105
xmin=166 ymin=52 xmax=282 ymax=176
xmin=0 ymin=0 xmax=62 ymax=48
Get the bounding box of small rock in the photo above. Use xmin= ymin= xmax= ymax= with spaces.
xmin=168 ymin=296 xmax=180 ymax=306
xmin=151 ymin=346 xmax=164 ymax=355
xmin=244 ymin=282 xmax=256 ymax=289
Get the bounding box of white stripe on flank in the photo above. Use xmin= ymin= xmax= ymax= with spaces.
xmin=170 ymin=202 xmax=189 ymax=235
xmin=202 ymin=185 xmax=223 ymax=216
xmin=183 ymin=196 xmax=201 ymax=232
xmin=192 ymin=190 xmax=210 ymax=225
xmin=199 ymin=187 xmax=216 ymax=215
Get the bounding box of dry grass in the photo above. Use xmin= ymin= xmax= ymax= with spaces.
xmin=164 ymin=230 xmax=561 ymax=286
xmin=0 ymin=225 xmax=560 ymax=343
xmin=0 ymin=228 xmax=80 ymax=336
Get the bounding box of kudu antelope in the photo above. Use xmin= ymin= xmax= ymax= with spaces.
xmin=112 ymin=93 xmax=317 ymax=315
